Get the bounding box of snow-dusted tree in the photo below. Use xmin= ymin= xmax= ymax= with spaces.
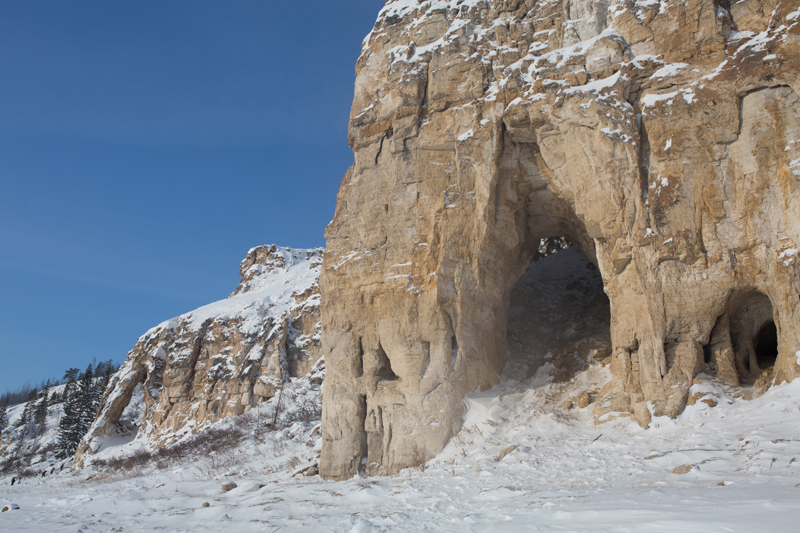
xmin=0 ymin=401 xmax=8 ymax=436
xmin=16 ymin=389 xmax=38 ymax=438
xmin=33 ymin=387 xmax=50 ymax=437
xmin=60 ymin=367 xmax=81 ymax=403
xmin=56 ymin=365 xmax=100 ymax=459
xmin=93 ymin=360 xmax=115 ymax=406
xmin=94 ymin=359 xmax=117 ymax=381
xmin=56 ymin=395 xmax=79 ymax=458
xmin=78 ymin=365 xmax=100 ymax=427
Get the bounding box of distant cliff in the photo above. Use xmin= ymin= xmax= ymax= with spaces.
xmin=75 ymin=245 xmax=323 ymax=466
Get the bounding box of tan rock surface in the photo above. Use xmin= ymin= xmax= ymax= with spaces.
xmin=575 ymin=391 xmax=591 ymax=409
xmin=320 ymin=0 xmax=800 ymax=479
xmin=74 ymin=246 xmax=323 ymax=466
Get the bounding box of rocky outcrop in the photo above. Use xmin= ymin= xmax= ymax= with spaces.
xmin=74 ymin=246 xmax=323 ymax=466
xmin=320 ymin=0 xmax=800 ymax=479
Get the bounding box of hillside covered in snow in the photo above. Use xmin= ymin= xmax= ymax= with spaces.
xmin=71 ymin=245 xmax=324 ymax=466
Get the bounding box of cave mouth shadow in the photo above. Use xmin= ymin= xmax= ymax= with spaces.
xmin=504 ymin=238 xmax=611 ymax=384
xmin=707 ymin=289 xmax=779 ymax=386
xmin=754 ymin=320 xmax=778 ymax=369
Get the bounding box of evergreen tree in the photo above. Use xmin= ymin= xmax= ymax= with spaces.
xmin=92 ymin=359 xmax=117 ymax=409
xmin=56 ymin=365 xmax=100 ymax=459
xmin=61 ymin=367 xmax=80 ymax=401
xmin=56 ymin=392 xmax=79 ymax=459
xmin=17 ymin=389 xmax=38 ymax=438
xmin=0 ymin=401 xmax=8 ymax=436
xmin=77 ymin=364 xmax=99 ymax=430
xmin=33 ymin=387 xmax=49 ymax=437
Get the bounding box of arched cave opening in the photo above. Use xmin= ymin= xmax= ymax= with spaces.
xmin=504 ymin=237 xmax=611 ymax=384
xmin=708 ymin=290 xmax=779 ymax=386
xmin=730 ymin=291 xmax=777 ymax=382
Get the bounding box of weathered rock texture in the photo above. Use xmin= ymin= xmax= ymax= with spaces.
xmin=75 ymin=246 xmax=323 ymax=466
xmin=320 ymin=0 xmax=800 ymax=479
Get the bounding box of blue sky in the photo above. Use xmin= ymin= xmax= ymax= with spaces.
xmin=0 ymin=1 xmax=381 ymax=392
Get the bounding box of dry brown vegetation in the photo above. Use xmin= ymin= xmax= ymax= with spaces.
xmin=92 ymin=424 xmax=246 ymax=472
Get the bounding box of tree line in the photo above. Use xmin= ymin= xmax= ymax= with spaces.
xmin=0 ymin=360 xmax=118 ymax=459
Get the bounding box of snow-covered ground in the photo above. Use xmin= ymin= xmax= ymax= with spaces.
xmin=3 ymin=248 xmax=798 ymax=531
xmin=3 ymin=359 xmax=800 ymax=531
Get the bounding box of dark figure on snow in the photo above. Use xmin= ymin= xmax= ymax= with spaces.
xmin=50 ymin=467 xmax=55 ymax=475
xmin=11 ymin=477 xmax=16 ymax=486
xmin=41 ymin=471 xmax=46 ymax=478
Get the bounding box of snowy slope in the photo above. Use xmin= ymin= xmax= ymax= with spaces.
xmin=143 ymin=246 xmax=322 ymax=339
xmin=2 ymin=357 xmax=800 ymax=531
xmin=76 ymin=245 xmax=324 ymax=464
xmin=0 ymin=399 xmax=69 ymax=476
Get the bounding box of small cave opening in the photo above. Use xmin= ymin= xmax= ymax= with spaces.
xmin=713 ymin=289 xmax=779 ymax=385
xmin=754 ymin=320 xmax=778 ymax=369
xmin=504 ymin=236 xmax=611 ymax=384
xmin=375 ymin=342 xmax=399 ymax=382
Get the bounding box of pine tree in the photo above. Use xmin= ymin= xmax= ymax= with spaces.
xmin=56 ymin=364 xmax=100 ymax=459
xmin=56 ymin=393 xmax=79 ymax=459
xmin=0 ymin=401 xmax=8 ymax=437
xmin=77 ymin=364 xmax=99 ymax=431
xmin=91 ymin=360 xmax=116 ymax=408
xmin=33 ymin=387 xmax=49 ymax=437
xmin=56 ymin=369 xmax=81 ymax=459
xmin=61 ymin=367 xmax=80 ymax=402
xmin=17 ymin=389 xmax=38 ymax=439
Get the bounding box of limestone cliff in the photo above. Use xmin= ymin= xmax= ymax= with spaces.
xmin=320 ymin=0 xmax=800 ymax=479
xmin=74 ymin=245 xmax=323 ymax=466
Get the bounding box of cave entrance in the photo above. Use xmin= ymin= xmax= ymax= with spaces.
xmin=729 ymin=291 xmax=777 ymax=382
xmin=504 ymin=237 xmax=611 ymax=384
xmin=754 ymin=320 xmax=778 ymax=369
xmin=709 ymin=290 xmax=778 ymax=385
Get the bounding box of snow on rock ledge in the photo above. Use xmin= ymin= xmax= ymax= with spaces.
xmin=74 ymin=245 xmax=323 ymax=466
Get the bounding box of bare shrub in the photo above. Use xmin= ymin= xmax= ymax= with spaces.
xmin=286 ymin=402 xmax=321 ymax=424
xmin=410 ymin=445 xmax=427 ymax=473
xmin=93 ymin=425 xmax=245 ymax=474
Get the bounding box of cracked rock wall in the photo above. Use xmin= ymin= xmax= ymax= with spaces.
xmin=320 ymin=0 xmax=800 ymax=479
xmin=74 ymin=246 xmax=323 ymax=466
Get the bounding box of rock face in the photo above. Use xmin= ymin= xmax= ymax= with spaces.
xmin=74 ymin=246 xmax=323 ymax=466
xmin=320 ymin=0 xmax=800 ymax=479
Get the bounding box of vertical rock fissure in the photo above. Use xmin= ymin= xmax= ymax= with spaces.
xmin=357 ymin=337 xmax=364 ymax=378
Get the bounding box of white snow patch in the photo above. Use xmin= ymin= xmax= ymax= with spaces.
xmin=642 ymin=88 xmax=695 ymax=108
xmin=651 ymin=62 xmax=687 ymax=78
xmin=778 ymin=248 xmax=798 ymax=266
xmin=563 ymin=71 xmax=621 ymax=95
